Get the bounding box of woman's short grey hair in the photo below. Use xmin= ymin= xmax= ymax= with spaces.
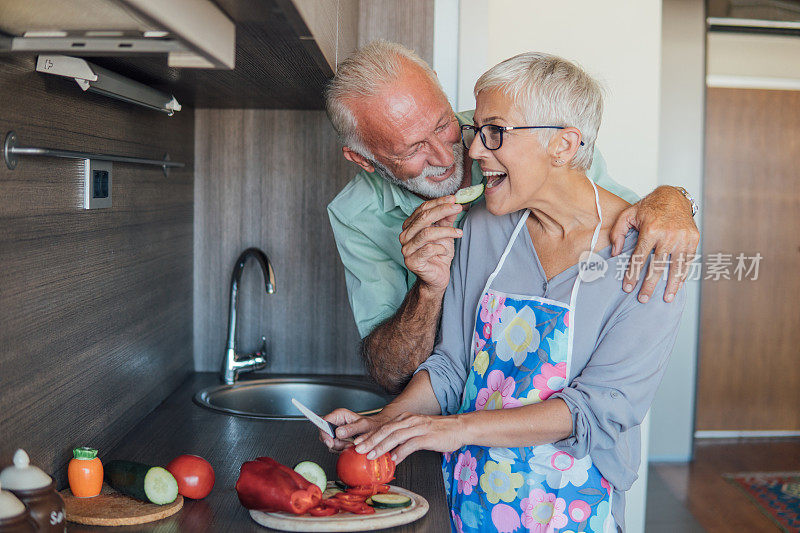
xmin=325 ymin=40 xmax=442 ymax=158
xmin=474 ymin=52 xmax=603 ymax=170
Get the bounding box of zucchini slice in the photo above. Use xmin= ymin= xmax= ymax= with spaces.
xmin=454 ymin=183 xmax=485 ymax=204
xmin=370 ymin=493 xmax=412 ymax=508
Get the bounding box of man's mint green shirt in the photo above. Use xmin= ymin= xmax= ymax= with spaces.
xmin=327 ymin=110 xmax=639 ymax=338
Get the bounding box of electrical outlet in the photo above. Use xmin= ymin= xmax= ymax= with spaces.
xmin=84 ymin=159 xmax=112 ymax=209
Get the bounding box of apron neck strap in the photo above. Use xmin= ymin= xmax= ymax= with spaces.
xmin=569 ymin=178 xmax=603 ymax=309
xmin=480 ymin=177 xmax=603 ymax=307
xmin=481 ymin=210 xmax=530 ymax=296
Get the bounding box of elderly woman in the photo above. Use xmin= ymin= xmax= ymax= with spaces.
xmin=324 ymin=53 xmax=685 ymax=532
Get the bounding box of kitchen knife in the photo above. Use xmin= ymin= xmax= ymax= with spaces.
xmin=291 ymin=398 xmax=346 ymax=440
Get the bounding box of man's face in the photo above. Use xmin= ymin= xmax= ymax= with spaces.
xmin=351 ymin=62 xmax=465 ymax=198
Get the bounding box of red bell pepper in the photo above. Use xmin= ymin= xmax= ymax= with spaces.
xmin=235 ymin=456 xmax=322 ymax=514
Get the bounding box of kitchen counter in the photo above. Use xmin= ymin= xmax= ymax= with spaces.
xmin=66 ymin=373 xmax=449 ymax=532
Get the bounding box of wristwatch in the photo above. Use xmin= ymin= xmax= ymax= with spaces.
xmin=675 ymin=187 xmax=699 ymax=217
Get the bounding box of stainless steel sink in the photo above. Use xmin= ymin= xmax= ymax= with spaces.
xmin=193 ymin=376 xmax=389 ymax=420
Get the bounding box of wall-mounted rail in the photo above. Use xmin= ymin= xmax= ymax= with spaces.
xmin=3 ymin=131 xmax=184 ymax=176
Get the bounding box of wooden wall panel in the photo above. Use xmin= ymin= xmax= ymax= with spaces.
xmin=0 ymin=54 xmax=194 ymax=483
xmin=193 ymin=0 xmax=437 ymax=376
xmin=193 ymin=109 xmax=362 ymax=373
xmin=358 ymin=0 xmax=435 ymax=63
xmin=696 ymin=87 xmax=800 ymax=430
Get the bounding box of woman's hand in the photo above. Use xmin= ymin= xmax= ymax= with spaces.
xmin=319 ymin=408 xmax=390 ymax=452
xmin=352 ymin=412 xmax=466 ymax=464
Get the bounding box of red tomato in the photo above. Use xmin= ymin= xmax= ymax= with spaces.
xmin=336 ymin=446 xmax=395 ymax=488
xmin=166 ymin=454 xmax=215 ymax=499
xmin=338 ymin=501 xmax=375 ymax=515
xmin=334 ymin=492 xmax=368 ymax=503
xmin=344 ymin=486 xmax=378 ymax=497
xmin=345 ymin=483 xmax=392 ymax=497
xmin=320 ymin=498 xmax=343 ymax=509
xmin=308 ymin=505 xmax=338 ymax=517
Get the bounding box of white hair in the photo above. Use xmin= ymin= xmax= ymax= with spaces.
xmin=324 ymin=39 xmax=442 ymax=158
xmin=474 ymin=52 xmax=603 ymax=170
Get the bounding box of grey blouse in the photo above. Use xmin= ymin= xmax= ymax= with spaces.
xmin=416 ymin=204 xmax=685 ymax=529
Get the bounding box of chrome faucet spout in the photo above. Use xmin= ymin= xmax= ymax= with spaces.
xmin=222 ymin=248 xmax=276 ymax=385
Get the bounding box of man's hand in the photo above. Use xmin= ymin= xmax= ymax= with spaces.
xmin=399 ymin=196 xmax=463 ymax=294
xmin=610 ymin=186 xmax=700 ymax=303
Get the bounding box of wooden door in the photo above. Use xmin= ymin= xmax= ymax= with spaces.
xmin=696 ymin=87 xmax=800 ymax=432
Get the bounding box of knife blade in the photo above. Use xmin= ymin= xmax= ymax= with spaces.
xmin=291 ymin=398 xmax=343 ymax=440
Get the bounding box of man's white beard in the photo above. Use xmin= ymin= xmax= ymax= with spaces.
xmin=373 ymin=143 xmax=465 ymax=199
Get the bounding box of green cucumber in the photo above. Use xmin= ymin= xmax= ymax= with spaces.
xmin=293 ymin=461 xmax=327 ymax=492
xmin=104 ymin=460 xmax=179 ymax=505
xmin=454 ymin=183 xmax=485 ymax=204
xmin=370 ymin=493 xmax=411 ymax=508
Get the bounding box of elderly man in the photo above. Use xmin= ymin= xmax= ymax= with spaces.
xmin=326 ymin=40 xmax=699 ymax=393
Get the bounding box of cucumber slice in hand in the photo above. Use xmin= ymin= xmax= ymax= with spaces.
xmin=454 ymin=183 xmax=485 ymax=204
xmin=293 ymin=461 xmax=327 ymax=492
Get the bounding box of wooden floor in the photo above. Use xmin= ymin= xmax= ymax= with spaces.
xmin=648 ymin=438 xmax=800 ymax=532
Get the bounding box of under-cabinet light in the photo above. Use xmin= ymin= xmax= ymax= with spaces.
xmin=35 ymin=55 xmax=181 ymax=115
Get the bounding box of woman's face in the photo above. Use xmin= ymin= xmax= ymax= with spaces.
xmin=470 ymin=88 xmax=551 ymax=216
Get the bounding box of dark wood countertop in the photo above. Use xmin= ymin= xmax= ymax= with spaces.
xmin=66 ymin=373 xmax=449 ymax=532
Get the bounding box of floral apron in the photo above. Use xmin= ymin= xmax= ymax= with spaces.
xmin=443 ymin=179 xmax=616 ymax=533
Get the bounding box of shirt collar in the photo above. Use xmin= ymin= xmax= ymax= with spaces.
xmin=382 ymin=176 xmax=423 ymax=217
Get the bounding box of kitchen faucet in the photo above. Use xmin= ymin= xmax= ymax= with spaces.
xmin=221 ymin=247 xmax=276 ymax=385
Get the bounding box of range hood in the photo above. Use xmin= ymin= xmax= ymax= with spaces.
xmin=0 ymin=0 xmax=235 ymax=69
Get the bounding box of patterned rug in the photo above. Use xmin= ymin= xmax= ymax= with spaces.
xmin=724 ymin=472 xmax=800 ymax=532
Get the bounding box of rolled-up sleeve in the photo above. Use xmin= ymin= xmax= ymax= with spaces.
xmin=327 ymin=207 xmax=409 ymax=338
xmin=415 ymin=217 xmax=474 ymax=416
xmin=550 ymin=285 xmax=685 ymax=459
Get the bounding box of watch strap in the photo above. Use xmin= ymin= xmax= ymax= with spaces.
xmin=676 ymin=186 xmax=699 ymax=217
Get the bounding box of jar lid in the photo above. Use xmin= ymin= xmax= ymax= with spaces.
xmin=0 ymin=481 xmax=26 ymax=520
xmin=72 ymin=447 xmax=98 ymax=460
xmin=0 ymin=449 xmax=52 ymax=490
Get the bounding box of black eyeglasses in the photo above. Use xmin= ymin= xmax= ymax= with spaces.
xmin=461 ymin=124 xmax=585 ymax=151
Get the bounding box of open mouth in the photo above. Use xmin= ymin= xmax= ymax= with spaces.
xmin=483 ymin=170 xmax=507 ymax=189
xmin=427 ymin=165 xmax=454 ymax=182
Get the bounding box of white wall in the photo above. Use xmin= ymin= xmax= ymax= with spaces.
xmin=457 ymin=0 xmax=663 ymax=197
xmin=649 ymin=0 xmax=705 ymax=462
xmin=452 ymin=2 xmax=664 ymax=531
xmin=433 ymin=0 xmax=460 ymax=108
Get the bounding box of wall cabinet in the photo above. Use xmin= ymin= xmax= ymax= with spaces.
xmin=1 ymin=0 xmax=358 ymax=109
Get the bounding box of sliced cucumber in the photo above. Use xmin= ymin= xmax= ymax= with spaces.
xmin=104 ymin=460 xmax=178 ymax=505
xmin=144 ymin=467 xmax=180 ymax=505
xmin=454 ymin=183 xmax=485 ymax=204
xmin=293 ymin=461 xmax=327 ymax=492
xmin=370 ymin=493 xmax=411 ymax=509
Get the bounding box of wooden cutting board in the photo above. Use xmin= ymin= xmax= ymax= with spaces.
xmin=249 ymin=484 xmax=428 ymax=532
xmin=59 ymin=483 xmax=183 ymax=526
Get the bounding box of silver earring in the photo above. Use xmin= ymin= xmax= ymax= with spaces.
xmin=555 ymin=159 xmax=564 ymax=164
